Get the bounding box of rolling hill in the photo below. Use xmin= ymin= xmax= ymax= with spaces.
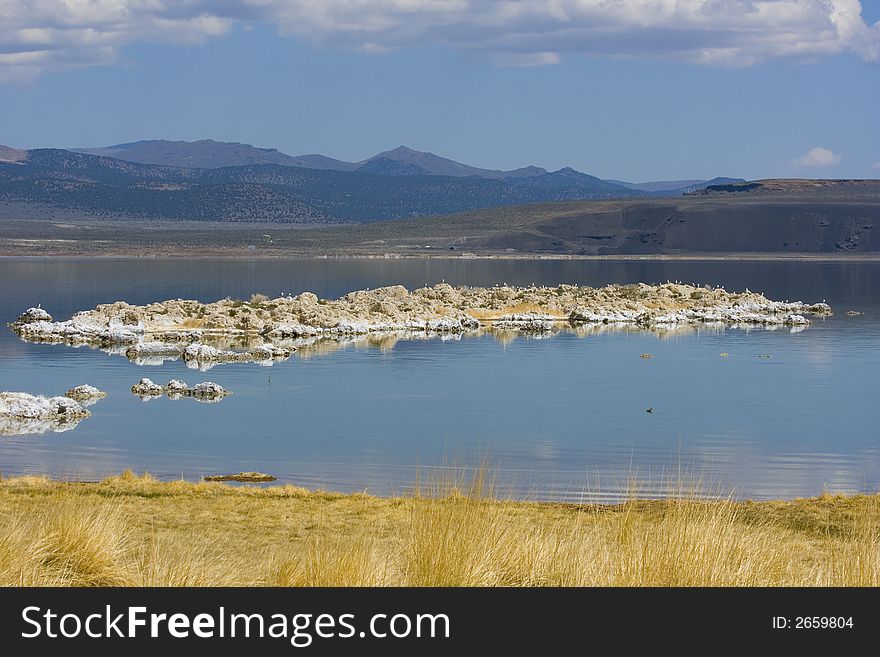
xmin=74 ymin=139 xmax=353 ymax=171
xmin=1 ymin=140 xmax=749 ymax=223
xmin=73 ymin=140 xmax=552 ymax=179
xmin=73 ymin=139 xmax=739 ymax=188
xmin=0 ymin=147 xmax=647 ymax=223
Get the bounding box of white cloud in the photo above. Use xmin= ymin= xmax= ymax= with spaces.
xmin=0 ymin=2 xmax=234 ymax=82
xmin=793 ymin=147 xmax=843 ymax=167
xmin=1 ymin=1 xmax=879 ymax=81
xmin=873 ymin=161 xmax=880 ymax=170
xmin=493 ymin=52 xmax=560 ymax=67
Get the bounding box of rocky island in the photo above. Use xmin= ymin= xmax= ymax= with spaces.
xmin=9 ymin=283 xmax=832 ymax=366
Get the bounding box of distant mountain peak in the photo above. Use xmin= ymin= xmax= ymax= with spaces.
xmin=357 ymin=157 xmax=429 ymax=176
xmin=366 ymin=145 xmax=547 ymax=180
xmin=555 ymin=167 xmax=585 ymax=177
xmin=385 ymin=145 xmax=420 ymax=155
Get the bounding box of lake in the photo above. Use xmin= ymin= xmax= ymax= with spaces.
xmin=0 ymin=257 xmax=878 ymax=502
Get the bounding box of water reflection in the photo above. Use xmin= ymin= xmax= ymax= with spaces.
xmin=15 ymin=319 xmax=814 ymax=370
xmin=0 ymin=257 xmax=878 ymax=502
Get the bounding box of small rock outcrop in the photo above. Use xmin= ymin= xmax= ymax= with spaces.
xmin=165 ymin=379 xmax=189 ymax=399
xmin=131 ymin=378 xmax=165 ymax=397
xmin=13 ymin=307 xmax=52 ymax=325
xmin=130 ymin=378 xmax=231 ymax=403
xmin=0 ymin=392 xmax=90 ymax=436
xmin=190 ymin=381 xmax=230 ymax=401
xmin=64 ymin=384 xmax=107 ymax=404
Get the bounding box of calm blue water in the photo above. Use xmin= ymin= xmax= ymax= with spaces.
xmin=0 ymin=257 xmax=878 ymax=501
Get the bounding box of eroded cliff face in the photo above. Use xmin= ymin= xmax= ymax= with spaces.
xmin=9 ymin=282 xmax=831 ymax=367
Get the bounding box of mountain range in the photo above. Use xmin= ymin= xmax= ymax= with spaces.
xmin=75 ymin=141 xmax=552 ymax=180
xmin=0 ymin=139 xmax=742 ymax=223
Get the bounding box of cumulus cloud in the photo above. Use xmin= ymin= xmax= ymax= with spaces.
xmin=794 ymin=147 xmax=843 ymax=167
xmin=1 ymin=1 xmax=879 ymax=81
xmin=0 ymin=2 xmax=233 ymax=82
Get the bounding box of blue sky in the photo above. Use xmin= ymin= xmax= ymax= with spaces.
xmin=1 ymin=1 xmax=878 ymax=182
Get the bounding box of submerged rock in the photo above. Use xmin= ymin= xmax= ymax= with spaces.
xmin=0 ymin=392 xmax=90 ymax=436
xmin=204 ymin=472 xmax=276 ymax=483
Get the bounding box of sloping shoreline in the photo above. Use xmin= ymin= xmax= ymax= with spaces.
xmin=2 ymin=181 xmax=879 ymax=258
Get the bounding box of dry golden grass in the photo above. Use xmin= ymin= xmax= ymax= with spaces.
xmin=1 ymin=470 xmax=878 ymax=587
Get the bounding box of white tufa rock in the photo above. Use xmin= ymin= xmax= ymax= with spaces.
xmin=1 ymin=392 xmax=90 ymax=435
xmin=10 ymin=287 xmax=833 ymax=363
xmin=165 ymin=379 xmax=189 ymax=398
xmin=64 ymin=385 xmax=107 ymax=405
xmin=126 ymin=342 xmax=186 ymax=357
xmin=14 ymin=307 xmax=53 ymax=324
xmin=250 ymin=343 xmax=293 ymax=362
xmin=490 ymin=313 xmax=559 ymax=332
xmin=189 ymin=382 xmax=231 ymax=402
xmin=182 ymin=342 xmax=292 ymax=368
xmin=131 ymin=377 xmax=164 ymax=397
xmin=130 ymin=379 xmax=230 ymax=403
